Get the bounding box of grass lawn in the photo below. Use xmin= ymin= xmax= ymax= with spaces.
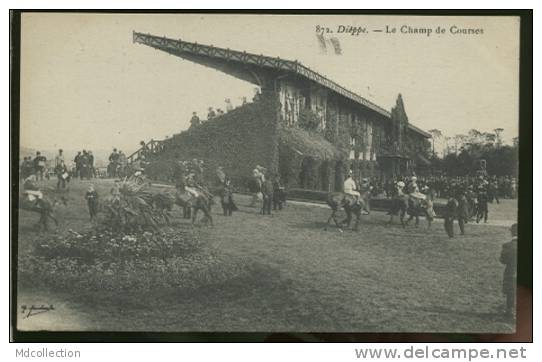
xmin=16 ymin=178 xmax=517 ymax=333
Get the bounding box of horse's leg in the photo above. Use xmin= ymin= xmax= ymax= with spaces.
xmin=331 ymin=210 xmax=343 ymax=232
xmin=405 ymin=213 xmax=414 ymax=225
xmin=341 ymin=208 xmax=350 ymax=226
xmin=191 ymin=207 xmax=199 ymax=224
xmin=39 ymin=212 xmax=48 ymax=231
xmin=354 ymin=212 xmax=361 ymax=231
xmin=400 ymin=209 xmax=406 ymax=228
xmin=48 ymin=212 xmax=59 ymax=227
xmin=324 ymin=208 xmax=336 ymax=231
xmin=202 ymin=206 xmax=213 ymax=226
xmin=414 ymin=214 xmax=420 ymax=228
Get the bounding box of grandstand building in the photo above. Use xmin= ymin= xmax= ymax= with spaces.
xmin=132 ymin=32 xmax=431 ymax=191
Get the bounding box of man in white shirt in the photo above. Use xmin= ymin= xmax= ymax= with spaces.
xmin=343 ymin=170 xmax=360 ymax=203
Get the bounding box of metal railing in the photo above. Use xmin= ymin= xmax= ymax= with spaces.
xmin=127 ymin=139 xmax=165 ymax=164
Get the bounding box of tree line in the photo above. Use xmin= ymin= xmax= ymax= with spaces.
xmin=427 ymin=128 xmax=518 ymax=177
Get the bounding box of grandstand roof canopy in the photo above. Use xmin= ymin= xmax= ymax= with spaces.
xmin=133 ymin=31 xmax=431 ymax=139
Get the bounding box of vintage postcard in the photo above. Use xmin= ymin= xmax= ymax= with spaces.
xmin=13 ymin=12 xmax=521 ymax=334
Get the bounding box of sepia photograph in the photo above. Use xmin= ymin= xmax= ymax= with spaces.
xmin=11 ymin=11 xmax=526 ymax=337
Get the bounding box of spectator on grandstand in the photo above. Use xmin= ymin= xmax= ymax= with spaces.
xmin=190 ymin=112 xmax=201 ymax=128
xmin=225 ymin=98 xmax=233 ymax=112
xmin=207 ymin=107 xmax=216 ymax=120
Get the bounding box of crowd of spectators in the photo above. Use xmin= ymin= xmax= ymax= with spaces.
xmin=368 ymin=175 xmax=517 ymax=201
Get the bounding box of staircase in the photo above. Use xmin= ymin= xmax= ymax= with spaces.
xmin=127 ymin=139 xmax=165 ymax=164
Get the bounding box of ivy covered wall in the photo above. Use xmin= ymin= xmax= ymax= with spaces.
xmin=146 ymin=94 xmax=279 ymax=189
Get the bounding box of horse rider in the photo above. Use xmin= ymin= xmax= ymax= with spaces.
xmin=185 ymin=168 xmax=213 ymax=200
xmin=395 ymin=180 xmax=406 ymax=197
xmin=184 ymin=172 xmax=200 ymax=198
xmin=406 ymin=176 xmax=426 ymax=200
xmin=22 ymin=175 xmax=44 ymax=205
xmin=343 ymin=170 xmax=361 ymax=205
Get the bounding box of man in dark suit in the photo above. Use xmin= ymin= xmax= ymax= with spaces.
xmin=33 ymin=151 xmax=47 ymax=181
xmin=261 ymin=177 xmax=274 ymax=215
xmin=444 ymin=189 xmax=468 ymax=238
xmin=456 ymin=191 xmax=469 ymax=235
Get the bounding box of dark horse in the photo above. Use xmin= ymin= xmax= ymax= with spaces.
xmin=325 ymin=192 xmax=369 ymax=232
xmin=19 ymin=195 xmax=67 ymax=231
xmin=387 ymin=195 xmax=434 ymax=228
xmin=152 ymin=188 xmax=214 ymax=226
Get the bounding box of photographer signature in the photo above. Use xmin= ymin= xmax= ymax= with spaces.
xmin=20 ymin=304 xmax=55 ymax=318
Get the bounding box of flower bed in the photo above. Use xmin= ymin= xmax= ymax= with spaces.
xmin=19 ymin=227 xmax=258 ymax=294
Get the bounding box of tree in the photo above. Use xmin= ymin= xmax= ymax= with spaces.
xmin=468 ymin=129 xmax=483 ymax=145
xmin=428 ymin=129 xmax=443 ymax=156
xmin=483 ymin=132 xmax=496 ymax=145
xmin=444 ymin=136 xmax=452 ymax=156
xmin=494 ymin=128 xmax=504 ymax=148
xmin=454 ymin=134 xmax=467 ymax=154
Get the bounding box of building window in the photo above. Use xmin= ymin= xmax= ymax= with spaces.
xmin=349 ymin=136 xmax=356 ymax=160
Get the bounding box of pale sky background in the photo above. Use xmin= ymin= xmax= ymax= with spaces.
xmin=20 ymin=13 xmax=520 ymax=157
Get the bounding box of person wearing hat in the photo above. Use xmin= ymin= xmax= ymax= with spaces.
xmin=207 ymin=107 xmax=216 ymax=120
xmin=85 ymin=184 xmax=99 ymax=222
xmin=221 ymin=176 xmax=237 ymax=216
xmin=55 ymin=160 xmax=69 ymax=190
xmin=407 ymin=175 xmax=426 ymax=200
xmin=184 ymin=171 xmax=200 ymax=198
xmin=455 ymin=189 xmax=469 ymax=235
xmin=343 ymin=170 xmax=361 ymax=204
xmin=476 ymin=184 xmax=489 ymax=223
xmin=190 ymin=111 xmax=201 ymax=128
xmin=443 ymin=196 xmax=459 ymax=238
xmin=108 ymin=148 xmax=119 ymax=178
xmin=33 ymin=151 xmax=47 ymax=181
xmin=396 ymin=180 xmax=406 ymax=194
xmin=55 ymin=149 xmax=65 ymax=168
xmin=500 ymin=223 xmax=518 ymax=317
xmin=225 ymin=98 xmax=233 ymax=112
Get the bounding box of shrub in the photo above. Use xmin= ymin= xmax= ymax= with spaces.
xmin=101 ymin=180 xmax=162 ymax=232
xmin=19 ymin=227 xmax=260 ymax=295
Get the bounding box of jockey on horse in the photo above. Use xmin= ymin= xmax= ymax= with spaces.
xmin=388 ymin=176 xmax=434 ymax=228
xmin=405 ymin=176 xmax=426 ymax=200
xmin=344 ymin=170 xmax=371 ymax=214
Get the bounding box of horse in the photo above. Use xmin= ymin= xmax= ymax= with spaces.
xmin=151 ymin=188 xmax=214 ymax=226
xmin=325 ymin=191 xmax=370 ymax=232
xmin=19 ymin=194 xmax=68 ymax=231
xmin=387 ymin=194 xmax=434 ymax=228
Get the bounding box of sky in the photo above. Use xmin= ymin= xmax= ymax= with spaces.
xmin=19 ymin=13 xmax=520 ymax=156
